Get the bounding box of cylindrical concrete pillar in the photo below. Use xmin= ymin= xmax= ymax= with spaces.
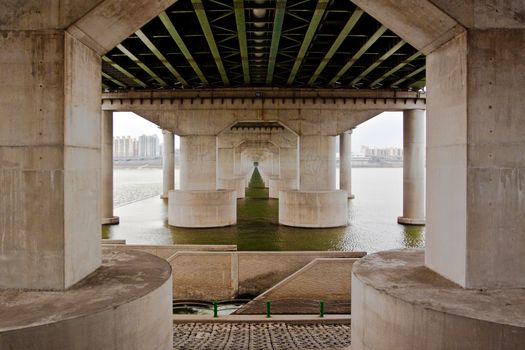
xmin=101 ymin=110 xmax=119 ymax=225
xmin=398 ymin=109 xmax=425 ymax=225
xmin=161 ymin=130 xmax=174 ymax=199
xmin=180 ymin=135 xmax=216 ymax=190
xmin=299 ymin=135 xmax=337 ymax=191
xmin=339 ymin=130 xmax=354 ymax=199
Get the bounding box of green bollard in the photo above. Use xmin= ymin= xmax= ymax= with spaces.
xmin=213 ymin=301 xmax=218 ymax=318
xmin=319 ymin=300 xmax=325 ymax=318
xmin=266 ymin=301 xmax=271 ymax=318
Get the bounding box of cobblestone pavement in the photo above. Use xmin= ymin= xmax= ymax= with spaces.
xmin=173 ymin=323 xmax=351 ymax=350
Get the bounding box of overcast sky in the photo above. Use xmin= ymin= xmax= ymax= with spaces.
xmin=113 ymin=111 xmax=403 ymax=154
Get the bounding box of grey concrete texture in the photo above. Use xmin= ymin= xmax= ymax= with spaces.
xmin=399 ymin=109 xmax=425 ymax=224
xmin=109 ymin=99 xmax=419 ymax=136
xmin=279 ymin=190 xmax=349 ymax=228
xmin=0 ymin=249 xmax=173 ymax=350
xmin=161 ymin=130 xmax=175 ymax=198
xmin=236 ymin=258 xmax=358 ymax=315
xmin=0 ymin=31 xmax=101 ymax=290
xmin=166 ymin=251 xmax=365 ymax=301
xmin=339 ymin=131 xmax=353 ymax=198
xmin=168 ymin=190 xmax=237 ymax=228
xmin=351 ymin=249 xmax=525 ymax=350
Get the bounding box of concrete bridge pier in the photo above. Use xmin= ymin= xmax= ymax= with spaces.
xmin=161 ymin=130 xmax=174 ymax=199
xmin=279 ymin=135 xmax=348 ymax=227
xmin=339 ymin=130 xmax=355 ymax=199
xmin=168 ymin=135 xmax=236 ymax=227
xmin=101 ymin=111 xmax=119 ymax=225
xmin=398 ymin=109 xmax=426 ymax=225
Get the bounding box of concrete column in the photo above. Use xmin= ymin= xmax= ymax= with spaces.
xmin=280 ymin=147 xmax=299 ymax=188
xmin=339 ymin=130 xmax=354 ymax=198
xmin=161 ymin=130 xmax=174 ymax=199
xmin=299 ymin=135 xmax=337 ymax=190
xmin=234 ymin=147 xmax=242 ymax=176
xmin=272 ymin=148 xmax=280 ymax=177
xmin=217 ymin=147 xmax=235 ymax=180
xmin=0 ymin=31 xmax=101 ymax=290
xmin=180 ymin=135 xmax=216 ymax=190
xmin=101 ymin=111 xmax=119 ymax=225
xmin=398 ymin=110 xmax=426 ymax=225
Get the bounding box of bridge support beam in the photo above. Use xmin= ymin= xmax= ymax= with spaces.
xmin=101 ymin=111 xmax=119 ymax=225
xmin=161 ymin=130 xmax=174 ymax=199
xmin=398 ymin=110 xmax=425 ymax=225
xmin=339 ymin=130 xmax=355 ymax=199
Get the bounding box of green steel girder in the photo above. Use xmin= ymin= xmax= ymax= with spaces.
xmin=351 ymin=39 xmax=406 ymax=86
xmin=233 ymin=0 xmax=249 ymax=83
xmin=192 ymin=0 xmax=230 ymax=85
xmin=102 ymin=55 xmax=147 ymax=88
xmin=266 ymin=0 xmax=287 ymax=85
xmin=158 ymin=11 xmax=208 ymax=84
xmin=392 ymin=65 xmax=426 ymax=87
xmin=369 ymin=51 xmax=423 ymax=88
xmin=308 ymin=7 xmax=363 ymax=85
xmin=135 ymin=29 xmax=189 ymax=87
xmin=102 ymin=71 xmax=127 ymax=88
xmin=287 ymin=0 xmax=330 ymax=85
xmin=329 ymin=25 xmax=388 ymax=85
xmin=116 ymin=44 xmax=167 ymax=86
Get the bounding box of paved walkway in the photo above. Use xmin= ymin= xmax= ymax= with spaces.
xmin=173 ymin=323 xmax=351 ymax=350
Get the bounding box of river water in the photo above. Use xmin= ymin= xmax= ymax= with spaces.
xmin=103 ymin=167 xmax=424 ymax=252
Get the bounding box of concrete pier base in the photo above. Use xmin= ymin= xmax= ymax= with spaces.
xmin=268 ymin=177 xmax=280 ymax=199
xmin=101 ymin=215 xmax=120 ymax=225
xmin=351 ymin=249 xmax=525 ymax=350
xmin=0 ymin=250 xmax=173 ymax=350
xmin=219 ymin=177 xmax=246 ymax=199
xmin=279 ymin=190 xmax=348 ymax=228
xmin=397 ymin=216 xmax=425 ymax=225
xmin=168 ymin=190 xmax=236 ymax=227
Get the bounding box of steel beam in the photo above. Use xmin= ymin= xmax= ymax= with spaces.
xmin=102 ymin=72 xmax=127 ymax=88
xmin=233 ymin=0 xmax=250 ymax=83
xmin=192 ymin=0 xmax=230 ymax=85
xmin=329 ymin=25 xmax=387 ymax=85
xmin=101 ymin=55 xmax=148 ymax=88
xmin=370 ymin=51 xmax=423 ymax=88
xmin=392 ymin=65 xmax=426 ymax=87
xmin=351 ymin=39 xmax=405 ymax=86
xmin=158 ymin=11 xmax=208 ymax=84
xmin=266 ymin=0 xmax=287 ymax=85
xmin=308 ymin=8 xmax=363 ymax=85
xmin=135 ymin=29 xmax=188 ymax=87
xmin=287 ymin=0 xmax=329 ymax=85
xmin=116 ymin=44 xmax=167 ymax=86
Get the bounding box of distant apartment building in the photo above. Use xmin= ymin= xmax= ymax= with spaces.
xmin=113 ymin=134 xmax=160 ymax=159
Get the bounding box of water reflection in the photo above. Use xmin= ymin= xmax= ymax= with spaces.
xmin=104 ymin=168 xmax=425 ymax=252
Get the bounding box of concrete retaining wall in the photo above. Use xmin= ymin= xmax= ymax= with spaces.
xmin=235 ymin=258 xmax=357 ymax=314
xmin=101 ymin=244 xmax=237 ymax=260
xmin=167 ymin=251 xmax=366 ymax=300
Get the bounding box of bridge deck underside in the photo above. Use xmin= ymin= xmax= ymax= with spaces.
xmin=101 ymin=0 xmax=426 ymax=92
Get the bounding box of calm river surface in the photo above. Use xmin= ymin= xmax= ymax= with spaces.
xmin=103 ymin=167 xmax=424 ymax=252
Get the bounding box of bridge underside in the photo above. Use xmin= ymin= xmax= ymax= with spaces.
xmin=101 ymin=0 xmax=425 ymax=91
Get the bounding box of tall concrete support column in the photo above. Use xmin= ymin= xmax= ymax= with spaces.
xmin=180 ymin=135 xmax=217 ymax=190
xmin=101 ymin=111 xmax=119 ymax=225
xmin=279 ymin=147 xmax=299 ymax=189
xmin=0 ymin=31 xmax=101 ymax=290
xmin=272 ymin=148 xmax=280 ymax=177
xmin=339 ymin=130 xmax=354 ymax=199
xmin=299 ymin=135 xmax=337 ymax=190
xmin=398 ymin=110 xmax=426 ymax=225
xmin=217 ymin=147 xmax=235 ymax=181
xmin=161 ymin=130 xmax=174 ymax=199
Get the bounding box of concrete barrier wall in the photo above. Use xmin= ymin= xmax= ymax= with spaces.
xmin=101 ymin=244 xmax=237 ymax=260
xmin=167 ymin=251 xmax=366 ymax=300
xmin=236 ymin=258 xmax=357 ymax=314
